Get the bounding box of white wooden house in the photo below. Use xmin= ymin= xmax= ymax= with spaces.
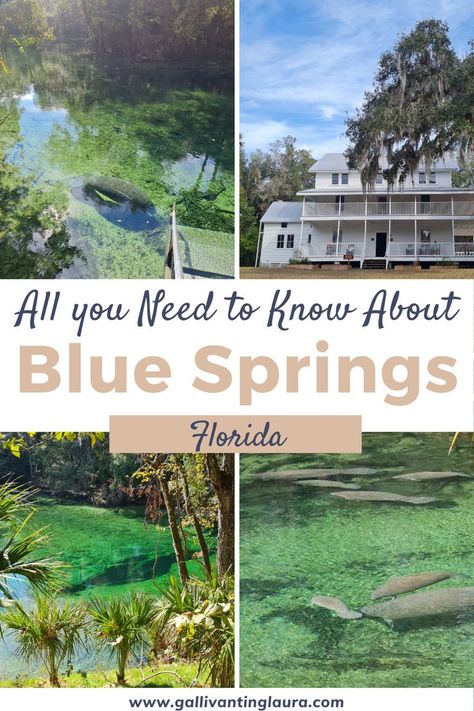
xmin=256 ymin=153 xmax=474 ymax=269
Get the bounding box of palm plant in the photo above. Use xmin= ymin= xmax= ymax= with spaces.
xmin=1 ymin=593 xmax=87 ymax=686
xmin=88 ymin=592 xmax=155 ymax=685
xmin=0 ymin=481 xmax=63 ymax=604
xmin=154 ymin=570 xmax=234 ymax=687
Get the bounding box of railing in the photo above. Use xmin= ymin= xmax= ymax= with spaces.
xmin=303 ymin=201 xmax=474 ymax=218
xmin=301 ymin=242 xmax=364 ymax=258
xmin=388 ymin=242 xmax=468 ymax=257
xmin=454 ymin=242 xmax=474 ymax=255
xmin=297 ymin=241 xmax=474 ymax=259
xmin=164 ymin=204 xmax=184 ymax=279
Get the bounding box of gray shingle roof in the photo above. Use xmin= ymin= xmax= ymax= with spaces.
xmin=261 ymin=201 xmax=303 ymax=222
xmin=309 ymin=153 xmax=459 ymax=172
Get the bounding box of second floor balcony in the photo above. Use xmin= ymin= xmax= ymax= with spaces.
xmin=302 ymin=200 xmax=474 ymax=218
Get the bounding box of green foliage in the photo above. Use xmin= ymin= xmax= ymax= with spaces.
xmin=346 ymin=19 xmax=474 ymax=187
xmin=88 ymin=592 xmax=156 ymax=685
xmin=0 ymin=0 xmax=53 ymax=70
xmin=0 ymin=160 xmax=79 ymax=278
xmin=39 ymin=0 xmax=233 ymax=64
xmin=452 ymin=160 xmax=474 ymax=188
xmin=0 ymin=662 xmax=203 ymax=687
xmin=240 ymin=135 xmax=314 ymax=265
xmin=154 ymin=571 xmax=234 ymax=687
xmin=0 ymin=433 xmax=141 ymax=506
xmin=1 ymin=593 xmax=88 ymax=686
xmin=0 ymin=481 xmax=63 ymax=599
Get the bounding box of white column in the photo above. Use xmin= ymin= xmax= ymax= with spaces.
xmin=298 ymin=218 xmax=304 ymax=253
xmin=388 ymin=218 xmax=391 ymax=256
xmin=451 ymin=197 xmax=455 ymax=257
xmin=337 ymin=219 xmax=341 ymax=257
xmin=414 ymin=219 xmax=417 ymax=258
xmin=255 ymin=221 xmax=263 ymax=266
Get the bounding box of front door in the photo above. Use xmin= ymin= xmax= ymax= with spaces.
xmin=375 ymin=232 xmax=387 ymax=257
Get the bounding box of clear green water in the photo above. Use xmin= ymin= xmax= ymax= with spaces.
xmin=240 ymin=434 xmax=474 ymax=687
xmin=0 ymin=498 xmax=212 ymax=678
xmin=0 ymin=45 xmax=233 ymax=278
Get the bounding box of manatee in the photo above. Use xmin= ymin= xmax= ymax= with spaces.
xmin=361 ymin=587 xmax=474 ymax=622
xmin=255 ymin=469 xmax=340 ymax=481
xmin=331 ymin=491 xmax=437 ymax=504
xmin=255 ymin=467 xmax=377 ymax=481
xmin=393 ymin=471 xmax=470 ymax=482
xmin=71 ymin=175 xmax=167 ymax=232
xmin=371 ymin=572 xmax=459 ymax=600
xmin=311 ymin=595 xmax=362 ymax=619
xmin=334 ymin=468 xmax=378 ymax=477
xmin=294 ymin=479 xmax=360 ymax=490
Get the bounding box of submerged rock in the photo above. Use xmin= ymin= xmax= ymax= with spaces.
xmin=371 ymin=572 xmax=459 ymax=600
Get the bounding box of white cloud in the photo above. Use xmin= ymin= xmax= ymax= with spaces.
xmin=240 ymin=0 xmax=474 ymax=151
xmin=241 ymin=119 xmax=293 ymax=152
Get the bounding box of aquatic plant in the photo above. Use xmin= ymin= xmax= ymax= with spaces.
xmin=1 ymin=593 xmax=88 ymax=687
xmin=88 ymin=592 xmax=155 ymax=686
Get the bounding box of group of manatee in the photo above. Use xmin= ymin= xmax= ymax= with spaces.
xmin=257 ymin=465 xmax=474 ymax=629
xmin=256 ymin=467 xmax=472 ymax=506
xmin=312 ymin=573 xmax=474 ymax=628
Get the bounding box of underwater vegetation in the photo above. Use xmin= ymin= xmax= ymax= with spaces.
xmin=240 ymin=434 xmax=474 ymax=687
xmin=0 ymin=46 xmax=234 ymax=278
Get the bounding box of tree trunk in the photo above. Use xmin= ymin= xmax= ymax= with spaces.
xmin=158 ymin=473 xmax=189 ymax=585
xmin=180 ymin=466 xmax=212 ymax=575
xmin=205 ymin=454 xmax=234 ymax=577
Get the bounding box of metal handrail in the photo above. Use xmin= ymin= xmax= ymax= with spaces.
xmin=165 ymin=204 xmax=184 ymax=279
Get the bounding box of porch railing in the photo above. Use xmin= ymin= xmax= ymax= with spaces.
xmin=387 ymin=242 xmax=472 ymax=257
xmin=301 ymin=242 xmax=364 ymax=259
xmin=298 ymin=241 xmax=474 ymax=259
xmin=302 ymin=200 xmax=474 ymax=218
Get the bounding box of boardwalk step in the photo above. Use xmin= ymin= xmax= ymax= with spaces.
xmin=362 ymin=259 xmax=386 ymax=270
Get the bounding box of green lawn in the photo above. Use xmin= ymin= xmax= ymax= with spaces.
xmin=0 ymin=663 xmax=205 ymax=688
xmin=240 ymin=266 xmax=474 ymax=279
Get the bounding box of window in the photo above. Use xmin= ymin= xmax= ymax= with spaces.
xmin=287 ymin=234 xmax=295 ymax=248
xmin=376 ymin=173 xmax=383 ymax=184
xmin=307 ymin=234 xmax=312 ymax=244
xmin=429 ymin=172 xmax=436 ymax=184
xmin=420 ymin=229 xmax=431 ymax=243
xmin=331 ymin=173 xmax=339 ymax=185
xmin=332 ymin=229 xmax=342 ymax=242
xmin=276 ymin=234 xmax=284 ymax=248
xmin=281 ymin=222 xmax=288 ymax=228
xmin=341 ymin=173 xmax=349 ymax=185
xmin=419 ymin=172 xmax=426 ymax=184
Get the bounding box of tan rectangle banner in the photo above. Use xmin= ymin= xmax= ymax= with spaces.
xmin=109 ymin=415 xmax=362 ymax=454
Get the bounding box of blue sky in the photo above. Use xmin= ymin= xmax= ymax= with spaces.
xmin=241 ymin=0 xmax=474 ymax=157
